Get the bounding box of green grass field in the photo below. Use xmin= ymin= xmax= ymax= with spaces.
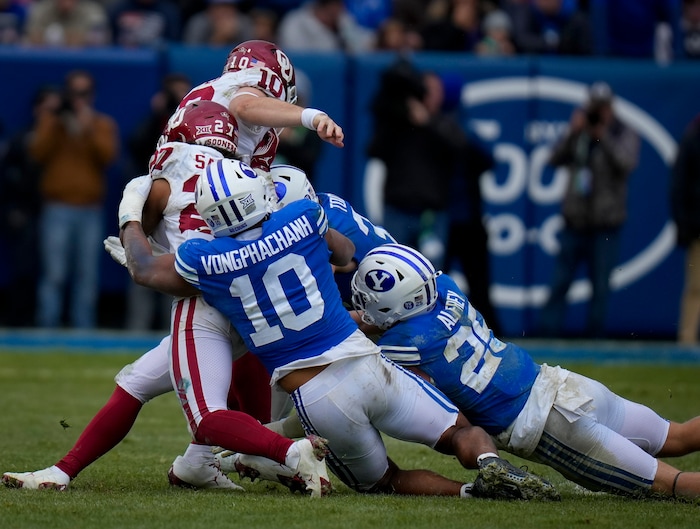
xmin=1 ymin=350 xmax=699 ymax=529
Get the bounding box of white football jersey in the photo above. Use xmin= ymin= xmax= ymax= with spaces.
xmin=177 ymin=70 xmax=281 ymax=171
xmin=147 ymin=141 xmax=223 ymax=252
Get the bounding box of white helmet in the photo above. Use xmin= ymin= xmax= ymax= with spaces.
xmin=195 ymin=158 xmax=269 ymax=237
xmin=271 ymin=164 xmax=317 ymax=207
xmin=351 ymin=243 xmax=441 ymax=330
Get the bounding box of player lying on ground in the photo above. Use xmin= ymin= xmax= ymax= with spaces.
xmin=119 ymin=156 xmax=559 ymax=500
xmin=350 ymin=243 xmax=700 ymax=500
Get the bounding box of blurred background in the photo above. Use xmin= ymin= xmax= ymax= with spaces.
xmin=0 ymin=0 xmax=699 ymax=341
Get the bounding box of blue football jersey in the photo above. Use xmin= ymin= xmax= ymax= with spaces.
xmin=319 ymin=192 xmax=396 ymax=303
xmin=378 ymin=274 xmax=540 ymax=434
xmin=175 ymin=199 xmax=358 ymax=374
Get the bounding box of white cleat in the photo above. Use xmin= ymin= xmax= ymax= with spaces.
xmin=2 ymin=467 xmax=70 ymax=491
xmin=168 ymin=455 xmax=244 ymax=491
xmin=290 ymin=435 xmax=332 ymax=498
xmin=214 ymin=435 xmax=333 ymax=497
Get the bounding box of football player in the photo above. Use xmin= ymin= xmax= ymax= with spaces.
xmin=351 ymin=243 xmax=700 ymax=500
xmin=172 ymin=39 xmax=343 ymax=203
xmin=3 ymin=40 xmax=342 ymax=492
xmin=2 ymin=102 xmax=329 ymax=496
xmin=118 ymin=157 xmax=560 ymax=501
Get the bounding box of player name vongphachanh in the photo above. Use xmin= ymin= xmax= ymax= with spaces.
xmin=201 ymin=216 xmax=314 ymax=274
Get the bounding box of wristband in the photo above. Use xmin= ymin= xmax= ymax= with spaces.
xmin=301 ymin=108 xmax=325 ymax=130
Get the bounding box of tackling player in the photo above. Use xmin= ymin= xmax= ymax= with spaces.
xmin=2 ymin=102 xmax=329 ymax=496
xmin=3 ymin=40 xmax=343 ymax=493
xmin=119 ymin=157 xmax=559 ymax=500
xmin=351 ymin=243 xmax=700 ymax=500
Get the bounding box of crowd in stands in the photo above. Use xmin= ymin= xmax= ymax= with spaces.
xmin=0 ymin=0 xmax=698 ymax=60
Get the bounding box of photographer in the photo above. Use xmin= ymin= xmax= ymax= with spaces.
xmin=537 ymin=81 xmax=640 ymax=338
xmin=365 ymin=59 xmax=466 ymax=270
xmin=30 ymin=70 xmax=119 ymax=328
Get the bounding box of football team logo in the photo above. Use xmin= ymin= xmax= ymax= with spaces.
xmin=364 ymin=269 xmax=396 ymax=292
xmin=240 ymin=164 xmax=258 ymax=179
xmin=274 ymin=182 xmax=288 ymax=202
xmin=239 ymin=193 xmax=256 ymax=214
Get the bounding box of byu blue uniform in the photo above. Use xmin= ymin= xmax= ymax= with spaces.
xmin=319 ymin=192 xmax=396 ymax=302
xmin=379 ymin=274 xmax=540 ymax=434
xmin=175 ymin=199 xmax=358 ymax=375
xmin=374 ymin=269 xmax=670 ymax=496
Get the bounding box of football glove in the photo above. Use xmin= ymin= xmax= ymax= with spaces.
xmin=103 ymin=236 xmax=126 ymax=267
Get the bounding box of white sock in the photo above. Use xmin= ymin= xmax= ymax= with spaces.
xmin=49 ymin=466 xmax=70 ymax=481
xmin=460 ymin=483 xmax=473 ymax=498
xmin=284 ymin=441 xmax=301 ymax=469
xmin=181 ymin=443 xmax=214 ymax=466
xmin=476 ymin=452 xmax=499 ymax=465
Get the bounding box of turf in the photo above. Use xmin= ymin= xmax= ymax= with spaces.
xmin=1 ymin=351 xmax=699 ymax=529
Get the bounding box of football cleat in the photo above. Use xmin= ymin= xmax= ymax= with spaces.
xmin=290 ymin=435 xmax=333 ymax=498
xmin=168 ymin=455 xmax=244 ymax=491
xmin=471 ymin=457 xmax=560 ymax=501
xmin=213 ymin=437 xmax=333 ymax=497
xmin=2 ymin=467 xmax=70 ymax=491
xmin=215 ymin=450 xmax=311 ymax=494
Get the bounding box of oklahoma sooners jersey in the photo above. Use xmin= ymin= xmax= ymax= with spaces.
xmin=177 ymin=70 xmax=281 ymax=172
xmin=147 ymin=141 xmax=222 ymax=253
xmin=174 ymin=200 xmax=360 ymax=382
xmin=378 ymin=274 xmax=541 ymax=435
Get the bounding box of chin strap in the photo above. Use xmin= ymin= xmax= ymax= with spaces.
xmin=672 ymin=471 xmax=685 ymax=499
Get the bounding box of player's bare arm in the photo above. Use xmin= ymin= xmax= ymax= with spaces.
xmin=141 ymin=178 xmax=170 ymax=235
xmin=229 ymin=87 xmax=344 ymax=148
xmin=325 ymin=228 xmax=355 ymax=267
xmin=121 ymin=221 xmax=198 ymax=298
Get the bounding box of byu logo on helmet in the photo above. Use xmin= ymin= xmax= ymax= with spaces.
xmin=364 ymin=269 xmax=396 ymax=292
xmin=274 ymin=181 xmax=288 ymax=202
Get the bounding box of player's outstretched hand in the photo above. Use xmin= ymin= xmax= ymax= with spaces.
xmin=104 ymin=236 xmax=126 ymax=267
xmin=315 ymin=115 xmax=344 ymax=148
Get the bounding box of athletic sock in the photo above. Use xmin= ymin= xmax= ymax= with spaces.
xmin=56 ymin=385 xmax=143 ymax=478
xmin=195 ymin=409 xmax=293 ymax=464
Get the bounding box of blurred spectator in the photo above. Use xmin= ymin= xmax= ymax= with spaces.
xmin=366 ymin=60 xmax=466 ymax=270
xmin=24 ymin=0 xmax=111 ymax=47
xmin=128 ymin=72 xmax=191 ymax=175
xmin=0 ymin=86 xmax=61 ymax=327
xmin=124 ymin=72 xmax=191 ymax=331
xmin=537 ymin=82 xmax=639 ymax=338
xmin=250 ymin=7 xmax=279 ymax=42
xmin=670 ymin=113 xmax=700 ymax=345
xmin=0 ymin=0 xmax=28 ymax=44
xmin=374 ymin=16 xmax=422 ymax=51
xmin=175 ymin=0 xmax=206 ymax=27
xmin=445 ymin=127 xmax=503 ymax=336
xmin=505 ymin=0 xmax=592 ymax=55
xmin=274 ymin=70 xmax=323 ymax=184
xmin=108 ymin=0 xmax=181 ymax=48
xmin=31 ymin=70 xmax=119 ymax=328
xmin=182 ymin=0 xmax=253 ymax=46
xmin=476 ymin=8 xmax=515 ymax=55
xmin=277 ymin=0 xmax=374 ymax=52
xmin=589 ymin=0 xmax=682 ymax=59
xmin=681 ymin=0 xmax=700 ymax=58
xmin=420 ymin=0 xmax=482 ymax=52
